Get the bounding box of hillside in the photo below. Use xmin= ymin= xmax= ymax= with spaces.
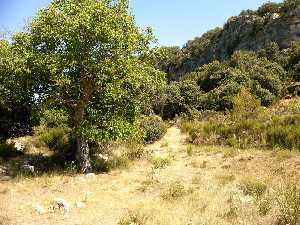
xmin=1 ymin=0 xmax=300 ymax=224
xmin=162 ymin=1 xmax=300 ymax=80
xmin=1 ymin=126 xmax=300 ymax=225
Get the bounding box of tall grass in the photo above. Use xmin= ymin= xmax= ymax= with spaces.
xmin=179 ymin=90 xmax=300 ymax=150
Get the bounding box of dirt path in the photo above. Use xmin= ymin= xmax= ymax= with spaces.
xmin=1 ymin=126 xmax=300 ymax=225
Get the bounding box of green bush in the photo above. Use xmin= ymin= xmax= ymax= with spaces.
xmin=34 ymin=109 xmax=72 ymax=152
xmin=139 ymin=115 xmax=167 ymax=144
xmin=180 ymin=90 xmax=300 ymax=150
xmin=266 ymin=124 xmax=300 ymax=149
xmin=240 ymin=178 xmax=268 ymax=199
xmin=188 ymin=51 xmax=284 ymax=111
xmin=257 ymin=2 xmax=282 ymax=17
xmin=92 ymin=143 xmax=145 ymax=173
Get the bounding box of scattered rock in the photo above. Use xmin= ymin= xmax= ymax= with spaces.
xmin=22 ymin=164 xmax=35 ymax=173
xmin=200 ymin=160 xmax=208 ymax=168
xmin=85 ymin=173 xmax=96 ymax=178
xmin=221 ymin=162 xmax=231 ymax=169
xmin=0 ymin=176 xmax=10 ymax=181
xmin=50 ymin=198 xmax=71 ymax=213
xmin=75 ymin=201 xmax=86 ymax=208
xmin=97 ymin=153 xmax=109 ymax=161
xmin=35 ymin=204 xmax=47 ymax=215
xmin=0 ymin=166 xmax=8 ymax=175
xmin=236 ymin=154 xmax=254 ymax=162
xmin=14 ymin=141 xmax=25 ymax=152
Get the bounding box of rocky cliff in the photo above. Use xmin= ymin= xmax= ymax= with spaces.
xmin=165 ymin=2 xmax=300 ymax=80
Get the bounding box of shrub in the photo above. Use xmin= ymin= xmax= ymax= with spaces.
xmin=231 ymin=88 xmax=266 ymax=121
xmin=257 ymin=196 xmax=272 ymax=216
xmin=37 ymin=127 xmax=71 ymax=151
xmin=151 ymin=156 xmax=171 ymax=169
xmin=92 ymin=142 xmax=145 ymax=173
xmin=266 ymin=114 xmax=300 ymax=149
xmin=139 ymin=115 xmax=167 ymax=144
xmin=190 ymin=51 xmax=284 ymax=111
xmin=161 ymin=181 xmax=191 ymax=200
xmin=240 ymin=178 xmax=268 ymax=199
xmin=123 ymin=142 xmax=146 ymax=161
xmin=154 ymin=80 xmax=203 ymax=119
xmin=257 ymin=2 xmax=282 ymax=17
xmin=34 ymin=109 xmax=72 ymax=153
xmin=186 ymin=144 xmax=193 ymax=156
xmin=276 ymin=184 xmax=300 ymax=225
xmin=118 ymin=209 xmax=149 ymax=225
xmin=180 ymin=92 xmax=300 ymax=150
xmin=155 ymin=83 xmax=184 ymax=119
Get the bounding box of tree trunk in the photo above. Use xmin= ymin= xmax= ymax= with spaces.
xmin=73 ymin=75 xmax=94 ymax=173
xmin=76 ymin=136 xmax=92 ymax=173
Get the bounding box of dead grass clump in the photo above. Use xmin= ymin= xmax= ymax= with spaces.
xmin=151 ymin=156 xmax=171 ymax=169
xmin=0 ymin=215 xmax=10 ymax=225
xmin=222 ymin=196 xmax=238 ymax=221
xmin=215 ymin=174 xmax=235 ymax=186
xmin=161 ymin=181 xmax=192 ymax=201
xmin=186 ymin=144 xmax=193 ymax=156
xmin=257 ymin=195 xmax=272 ymax=216
xmin=118 ymin=209 xmax=149 ymax=225
xmin=190 ymin=159 xmax=207 ymax=168
xmin=275 ymin=150 xmax=293 ymax=161
xmin=240 ymin=177 xmax=268 ymax=198
xmin=276 ymin=183 xmax=300 ymax=225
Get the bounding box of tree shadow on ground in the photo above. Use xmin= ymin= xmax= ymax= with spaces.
xmin=0 ymin=147 xmax=80 ymax=179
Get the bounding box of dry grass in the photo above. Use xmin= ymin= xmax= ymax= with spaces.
xmin=1 ymin=126 xmax=300 ymax=225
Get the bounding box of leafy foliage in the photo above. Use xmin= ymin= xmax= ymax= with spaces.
xmin=0 ymin=39 xmax=35 ymax=141
xmin=186 ymin=51 xmax=284 ymax=111
xmin=139 ymin=115 xmax=167 ymax=144
xmin=180 ymin=89 xmax=300 ymax=150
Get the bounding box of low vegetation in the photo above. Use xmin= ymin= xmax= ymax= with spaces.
xmin=179 ymin=90 xmax=300 ymax=151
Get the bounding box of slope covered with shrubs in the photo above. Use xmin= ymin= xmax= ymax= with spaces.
xmin=158 ymin=0 xmax=300 ymax=81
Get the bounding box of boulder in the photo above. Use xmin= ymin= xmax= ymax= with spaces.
xmin=75 ymin=201 xmax=86 ymax=208
xmin=35 ymin=204 xmax=47 ymax=215
xmin=50 ymin=198 xmax=71 ymax=213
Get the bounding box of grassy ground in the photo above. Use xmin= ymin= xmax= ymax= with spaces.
xmin=1 ymin=126 xmax=300 ymax=225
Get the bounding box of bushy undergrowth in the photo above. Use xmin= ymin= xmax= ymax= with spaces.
xmin=240 ymin=177 xmax=268 ymax=198
xmin=34 ymin=109 xmax=73 ymax=153
xmin=179 ymin=90 xmax=300 ymax=150
xmin=276 ymin=184 xmax=300 ymax=225
xmin=139 ymin=115 xmax=168 ymax=144
xmin=92 ymin=142 xmax=146 ymax=173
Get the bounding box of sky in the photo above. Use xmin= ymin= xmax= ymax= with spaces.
xmin=0 ymin=0 xmax=283 ymax=47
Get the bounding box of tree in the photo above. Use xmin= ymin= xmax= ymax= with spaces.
xmin=28 ymin=0 xmax=164 ymax=172
xmin=257 ymin=2 xmax=282 ymax=17
xmin=0 ymin=38 xmax=35 ymax=142
xmin=188 ymin=51 xmax=284 ymax=111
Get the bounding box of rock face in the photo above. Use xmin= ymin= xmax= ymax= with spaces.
xmin=217 ymin=14 xmax=290 ymax=58
xmin=288 ymin=5 xmax=300 ymax=42
xmin=167 ymin=3 xmax=300 ymax=80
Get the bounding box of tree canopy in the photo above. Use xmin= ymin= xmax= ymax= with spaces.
xmin=19 ymin=0 xmax=165 ymax=172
